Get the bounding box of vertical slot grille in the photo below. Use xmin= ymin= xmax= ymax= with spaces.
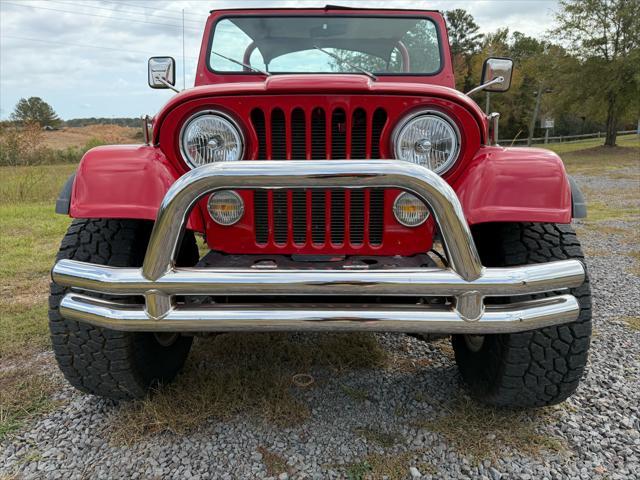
xmin=369 ymin=189 xmax=385 ymax=246
xmin=291 ymin=108 xmax=306 ymax=160
xmin=330 ymin=190 xmax=345 ymax=244
xmin=251 ymin=109 xmax=267 ymax=160
xmin=331 ymin=109 xmax=346 ymax=159
xmin=311 ymin=190 xmax=326 ymax=244
xmin=351 ymin=108 xmax=367 ymax=159
xmin=252 ymin=188 xmax=385 ymax=248
xmin=252 ymin=106 xmax=386 ymax=161
xmin=254 ymin=190 xmax=268 ymax=244
xmin=273 ymin=190 xmax=288 ymax=244
xmin=249 ymin=105 xmax=390 ymax=251
xmin=311 ymin=108 xmax=326 ymax=160
xmin=371 ymin=108 xmax=387 ymax=159
xmin=270 ymin=108 xmax=286 ymax=160
xmin=349 ymin=190 xmax=365 ymax=245
xmin=292 ymin=189 xmax=307 ymax=244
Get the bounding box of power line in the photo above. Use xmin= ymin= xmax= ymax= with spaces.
xmin=0 ymin=34 xmax=198 ymax=60
xmin=47 ymin=0 xmax=203 ymax=25
xmin=1 ymin=1 xmax=202 ymax=32
xmin=104 ymin=0 xmax=204 ymax=19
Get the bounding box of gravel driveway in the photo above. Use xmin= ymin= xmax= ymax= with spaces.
xmin=2 ymin=172 xmax=639 ymax=480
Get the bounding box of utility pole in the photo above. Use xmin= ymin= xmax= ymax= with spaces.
xmin=527 ymin=85 xmax=544 ymax=146
xmin=485 ymin=92 xmax=491 ymax=114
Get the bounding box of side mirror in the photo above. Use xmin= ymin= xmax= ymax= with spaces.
xmin=481 ymin=57 xmax=513 ymax=93
xmin=148 ymin=56 xmax=176 ymax=89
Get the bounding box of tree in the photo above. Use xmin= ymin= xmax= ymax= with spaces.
xmin=445 ymin=9 xmax=484 ymax=91
xmin=10 ymin=97 xmax=61 ymax=127
xmin=553 ymin=0 xmax=640 ymax=146
xmin=446 ymin=9 xmax=483 ymax=57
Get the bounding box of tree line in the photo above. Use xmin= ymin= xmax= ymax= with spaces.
xmin=446 ymin=0 xmax=639 ymax=146
xmin=3 ymin=98 xmax=141 ymax=129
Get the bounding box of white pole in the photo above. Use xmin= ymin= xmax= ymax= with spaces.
xmin=182 ymin=9 xmax=186 ymax=89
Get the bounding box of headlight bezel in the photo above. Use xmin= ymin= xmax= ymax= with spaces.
xmin=179 ymin=109 xmax=245 ymax=168
xmin=391 ymin=109 xmax=462 ymax=175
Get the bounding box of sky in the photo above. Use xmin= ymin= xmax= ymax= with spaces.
xmin=0 ymin=0 xmax=560 ymax=120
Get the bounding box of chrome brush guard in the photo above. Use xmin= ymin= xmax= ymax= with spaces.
xmin=52 ymin=160 xmax=585 ymax=333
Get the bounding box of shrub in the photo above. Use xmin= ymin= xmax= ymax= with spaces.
xmin=0 ymin=122 xmax=44 ymax=166
xmin=0 ymin=124 xmax=105 ymax=166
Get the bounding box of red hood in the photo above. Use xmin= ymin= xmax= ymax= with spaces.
xmin=153 ymin=75 xmax=487 ymax=143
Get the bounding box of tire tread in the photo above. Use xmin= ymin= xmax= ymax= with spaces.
xmin=453 ymin=222 xmax=592 ymax=408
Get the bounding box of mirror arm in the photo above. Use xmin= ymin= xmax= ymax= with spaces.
xmin=466 ymin=76 xmax=505 ymax=96
xmin=158 ymin=77 xmax=180 ymax=93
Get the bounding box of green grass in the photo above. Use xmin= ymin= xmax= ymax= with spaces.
xmin=0 ymin=164 xmax=73 ymax=438
xmin=559 ymin=144 xmax=639 ymax=177
xmin=586 ymin=201 xmax=640 ymax=222
xmin=554 ymin=141 xmax=639 ymax=228
xmin=353 ymin=426 xmax=400 ymax=448
xmin=0 ymin=366 xmax=60 ymax=439
xmin=256 ymin=446 xmax=289 ymax=476
xmin=0 ymin=164 xmax=76 ymax=205
xmin=340 ymin=384 xmax=372 ymax=402
xmin=345 ymin=460 xmax=372 ymax=480
xmin=622 ymin=316 xmax=640 ymax=331
xmin=343 ymin=451 xmax=430 ymax=480
xmin=0 ymin=203 xmax=70 ymax=358
xmin=542 ymin=133 xmax=639 ymax=154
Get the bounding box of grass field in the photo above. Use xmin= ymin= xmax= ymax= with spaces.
xmin=40 ymin=125 xmax=140 ymax=150
xmin=0 ymin=133 xmax=638 ymax=439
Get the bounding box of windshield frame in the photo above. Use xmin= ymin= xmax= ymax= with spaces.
xmin=206 ymin=14 xmax=445 ymax=78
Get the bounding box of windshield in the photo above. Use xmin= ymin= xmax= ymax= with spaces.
xmin=209 ymin=16 xmax=441 ymax=75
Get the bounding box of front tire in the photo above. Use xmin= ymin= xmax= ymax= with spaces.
xmin=452 ymin=223 xmax=592 ymax=408
xmin=49 ymin=219 xmax=199 ymax=400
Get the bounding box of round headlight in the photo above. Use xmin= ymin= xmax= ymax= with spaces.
xmin=393 ymin=192 xmax=429 ymax=227
xmin=207 ymin=190 xmax=244 ymax=226
xmin=393 ymin=112 xmax=460 ymax=174
xmin=180 ymin=112 xmax=244 ymax=167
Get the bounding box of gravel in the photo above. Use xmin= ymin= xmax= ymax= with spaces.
xmin=2 ymin=173 xmax=639 ymax=479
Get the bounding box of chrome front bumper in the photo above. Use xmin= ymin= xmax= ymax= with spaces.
xmin=52 ymin=160 xmax=585 ymax=334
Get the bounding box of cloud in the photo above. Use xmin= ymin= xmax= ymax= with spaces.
xmin=0 ymin=0 xmax=559 ymax=119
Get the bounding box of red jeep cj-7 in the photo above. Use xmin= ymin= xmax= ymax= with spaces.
xmin=50 ymin=6 xmax=591 ymax=407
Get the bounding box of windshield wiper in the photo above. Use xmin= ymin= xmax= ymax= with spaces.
xmin=313 ymin=46 xmax=377 ymax=81
xmin=211 ymin=50 xmax=270 ymax=76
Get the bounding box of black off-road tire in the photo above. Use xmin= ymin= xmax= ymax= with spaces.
xmin=49 ymin=219 xmax=199 ymax=400
xmin=452 ymin=223 xmax=592 ymax=408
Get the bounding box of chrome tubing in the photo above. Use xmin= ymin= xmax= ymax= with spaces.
xmin=53 ymin=258 xmax=585 ymax=298
xmin=52 ymin=159 xmax=585 ymax=329
xmin=141 ymin=161 xmax=483 ymax=282
xmin=59 ymin=293 xmax=580 ymax=334
xmin=138 ymin=160 xmax=485 ymax=320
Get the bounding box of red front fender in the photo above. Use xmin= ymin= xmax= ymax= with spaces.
xmin=69 ymin=145 xmax=205 ymax=231
xmin=67 ymin=145 xmax=572 ymax=241
xmin=453 ymin=146 xmax=572 ymax=225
